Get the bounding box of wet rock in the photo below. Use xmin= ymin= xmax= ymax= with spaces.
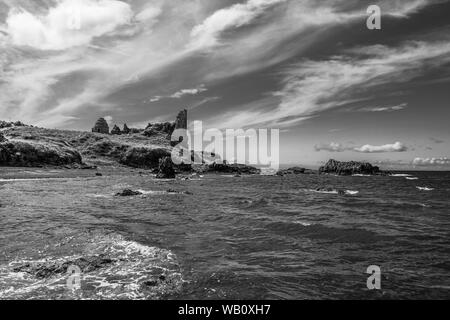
xmin=91 ymin=118 xmax=110 ymax=134
xmin=115 ymin=189 xmax=143 ymax=197
xmin=319 ymin=159 xmax=383 ymax=176
xmin=156 ymin=156 xmax=176 ymax=179
xmin=95 ymin=172 xmax=103 ymax=176
xmin=13 ymin=254 xmax=114 ymax=279
xmin=207 ymin=163 xmax=260 ymax=175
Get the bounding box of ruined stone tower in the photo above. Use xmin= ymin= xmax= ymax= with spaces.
xmin=92 ymin=118 xmax=109 ymax=134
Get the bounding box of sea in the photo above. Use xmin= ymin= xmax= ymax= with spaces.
xmin=0 ymin=168 xmax=449 ymax=299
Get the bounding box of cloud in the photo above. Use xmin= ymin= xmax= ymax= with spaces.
xmin=314 ymin=142 xmax=349 ymax=152
xmin=354 ymin=142 xmax=408 ymax=153
xmin=170 ymin=84 xmax=207 ymax=98
xmin=5 ymin=0 xmax=133 ymax=50
xmin=315 ymin=141 xmax=408 ymax=153
xmin=413 ymin=157 xmax=450 ymax=166
xmin=355 ymin=103 xmax=408 ymax=112
xmin=189 ymin=0 xmax=286 ymax=49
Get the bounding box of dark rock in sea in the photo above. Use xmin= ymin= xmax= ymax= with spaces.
xmin=115 ymin=189 xmax=143 ymax=197
xmin=0 ymin=140 xmax=83 ymax=167
xmin=91 ymin=118 xmax=110 ymax=134
xmin=120 ymin=147 xmax=171 ymax=169
xmin=276 ymin=167 xmax=317 ymax=176
xmin=95 ymin=172 xmax=103 ymax=176
xmin=207 ymin=162 xmax=261 ymax=175
xmin=111 ymin=125 xmax=122 ymax=135
xmin=13 ymin=254 xmax=114 ymax=279
xmin=122 ymin=124 xmax=131 ymax=134
xmin=319 ymin=159 xmax=383 ymax=176
xmin=156 ymin=156 xmax=176 ymax=179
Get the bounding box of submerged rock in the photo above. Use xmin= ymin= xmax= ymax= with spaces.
xmin=156 ymin=156 xmax=176 ymax=179
xmin=319 ymin=159 xmax=383 ymax=176
xmin=115 ymin=189 xmax=143 ymax=197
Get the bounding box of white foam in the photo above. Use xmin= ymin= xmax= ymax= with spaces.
xmin=416 ymin=186 xmax=434 ymax=191
xmin=345 ymin=190 xmax=359 ymax=195
xmin=390 ymin=174 xmax=412 ymax=177
xmin=406 ymin=177 xmax=419 ymax=180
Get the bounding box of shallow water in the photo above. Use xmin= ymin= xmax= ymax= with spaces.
xmin=0 ymin=169 xmax=449 ymax=299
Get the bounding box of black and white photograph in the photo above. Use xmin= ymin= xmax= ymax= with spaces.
xmin=0 ymin=0 xmax=449 ymax=306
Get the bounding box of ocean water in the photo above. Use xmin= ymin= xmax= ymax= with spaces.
xmin=0 ymin=169 xmax=449 ymax=299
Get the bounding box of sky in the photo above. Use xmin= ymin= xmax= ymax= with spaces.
xmin=0 ymin=0 xmax=449 ymax=170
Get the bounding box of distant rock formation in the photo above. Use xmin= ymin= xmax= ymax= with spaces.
xmin=319 ymin=159 xmax=382 ymax=176
xmin=115 ymin=189 xmax=143 ymax=197
xmin=156 ymin=156 xmax=176 ymax=179
xmin=276 ymin=167 xmax=316 ymax=176
xmin=0 ymin=120 xmax=27 ymax=129
xmin=206 ymin=163 xmax=261 ymax=175
xmin=111 ymin=125 xmax=122 ymax=135
xmin=122 ymin=124 xmax=130 ymax=134
xmin=92 ymin=118 xmax=109 ymax=134
xmin=175 ymin=109 xmax=187 ymax=130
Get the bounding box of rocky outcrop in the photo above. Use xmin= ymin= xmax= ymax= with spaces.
xmin=206 ymin=162 xmax=261 ymax=175
xmin=122 ymin=124 xmax=130 ymax=134
xmin=175 ymin=109 xmax=187 ymax=130
xmin=143 ymin=122 xmax=175 ymax=137
xmin=115 ymin=189 xmax=143 ymax=197
xmin=0 ymin=140 xmax=82 ymax=167
xmin=91 ymin=118 xmax=109 ymax=134
xmin=276 ymin=167 xmax=316 ymax=176
xmin=120 ymin=147 xmax=171 ymax=169
xmin=156 ymin=156 xmax=176 ymax=179
xmin=319 ymin=159 xmax=382 ymax=176
xmin=111 ymin=125 xmax=122 ymax=135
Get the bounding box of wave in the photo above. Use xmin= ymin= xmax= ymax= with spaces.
xmin=416 ymin=186 xmax=434 ymax=191
xmin=306 ymin=189 xmax=359 ymax=195
xmin=406 ymin=177 xmax=419 ymax=180
xmin=390 ymin=174 xmax=412 ymax=177
xmin=0 ymin=233 xmax=182 ymax=300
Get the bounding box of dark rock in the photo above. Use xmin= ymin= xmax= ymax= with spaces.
xmin=91 ymin=118 xmax=109 ymax=134
xmin=156 ymin=156 xmax=176 ymax=179
xmin=319 ymin=159 xmax=383 ymax=176
xmin=0 ymin=141 xmax=82 ymax=167
xmin=111 ymin=125 xmax=122 ymax=135
xmin=175 ymin=109 xmax=187 ymax=130
xmin=120 ymin=147 xmax=171 ymax=169
xmin=95 ymin=172 xmax=102 ymax=176
xmin=13 ymin=254 xmax=114 ymax=279
xmin=122 ymin=124 xmax=131 ymax=134
xmin=207 ymin=163 xmax=260 ymax=175
xmin=115 ymin=189 xmax=143 ymax=197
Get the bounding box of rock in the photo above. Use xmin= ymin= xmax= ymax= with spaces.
xmin=122 ymin=124 xmax=131 ymax=134
xmin=91 ymin=118 xmax=110 ymax=134
xmin=13 ymin=254 xmax=114 ymax=279
xmin=319 ymin=159 xmax=383 ymax=176
xmin=207 ymin=162 xmax=261 ymax=175
xmin=120 ymin=147 xmax=171 ymax=169
xmin=175 ymin=109 xmax=187 ymax=130
xmin=95 ymin=172 xmax=103 ymax=176
xmin=156 ymin=156 xmax=176 ymax=179
xmin=0 ymin=141 xmax=82 ymax=167
xmin=111 ymin=125 xmax=122 ymax=135
xmin=0 ymin=132 xmax=7 ymax=143
xmin=143 ymin=122 xmax=175 ymax=137
xmin=115 ymin=189 xmax=143 ymax=197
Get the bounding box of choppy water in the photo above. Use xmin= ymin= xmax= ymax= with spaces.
xmin=0 ymin=169 xmax=449 ymax=299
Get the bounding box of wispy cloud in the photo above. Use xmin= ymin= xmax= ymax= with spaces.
xmin=413 ymin=157 xmax=450 ymax=166
xmin=315 ymin=141 xmax=408 ymax=153
xmin=351 ymin=103 xmax=408 ymax=113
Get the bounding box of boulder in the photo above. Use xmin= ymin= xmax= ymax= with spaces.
xmin=156 ymin=156 xmax=176 ymax=179
xmin=120 ymin=147 xmax=171 ymax=169
xmin=91 ymin=118 xmax=109 ymax=134
xmin=111 ymin=125 xmax=122 ymax=135
xmin=319 ymin=159 xmax=382 ymax=176
xmin=115 ymin=189 xmax=143 ymax=197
